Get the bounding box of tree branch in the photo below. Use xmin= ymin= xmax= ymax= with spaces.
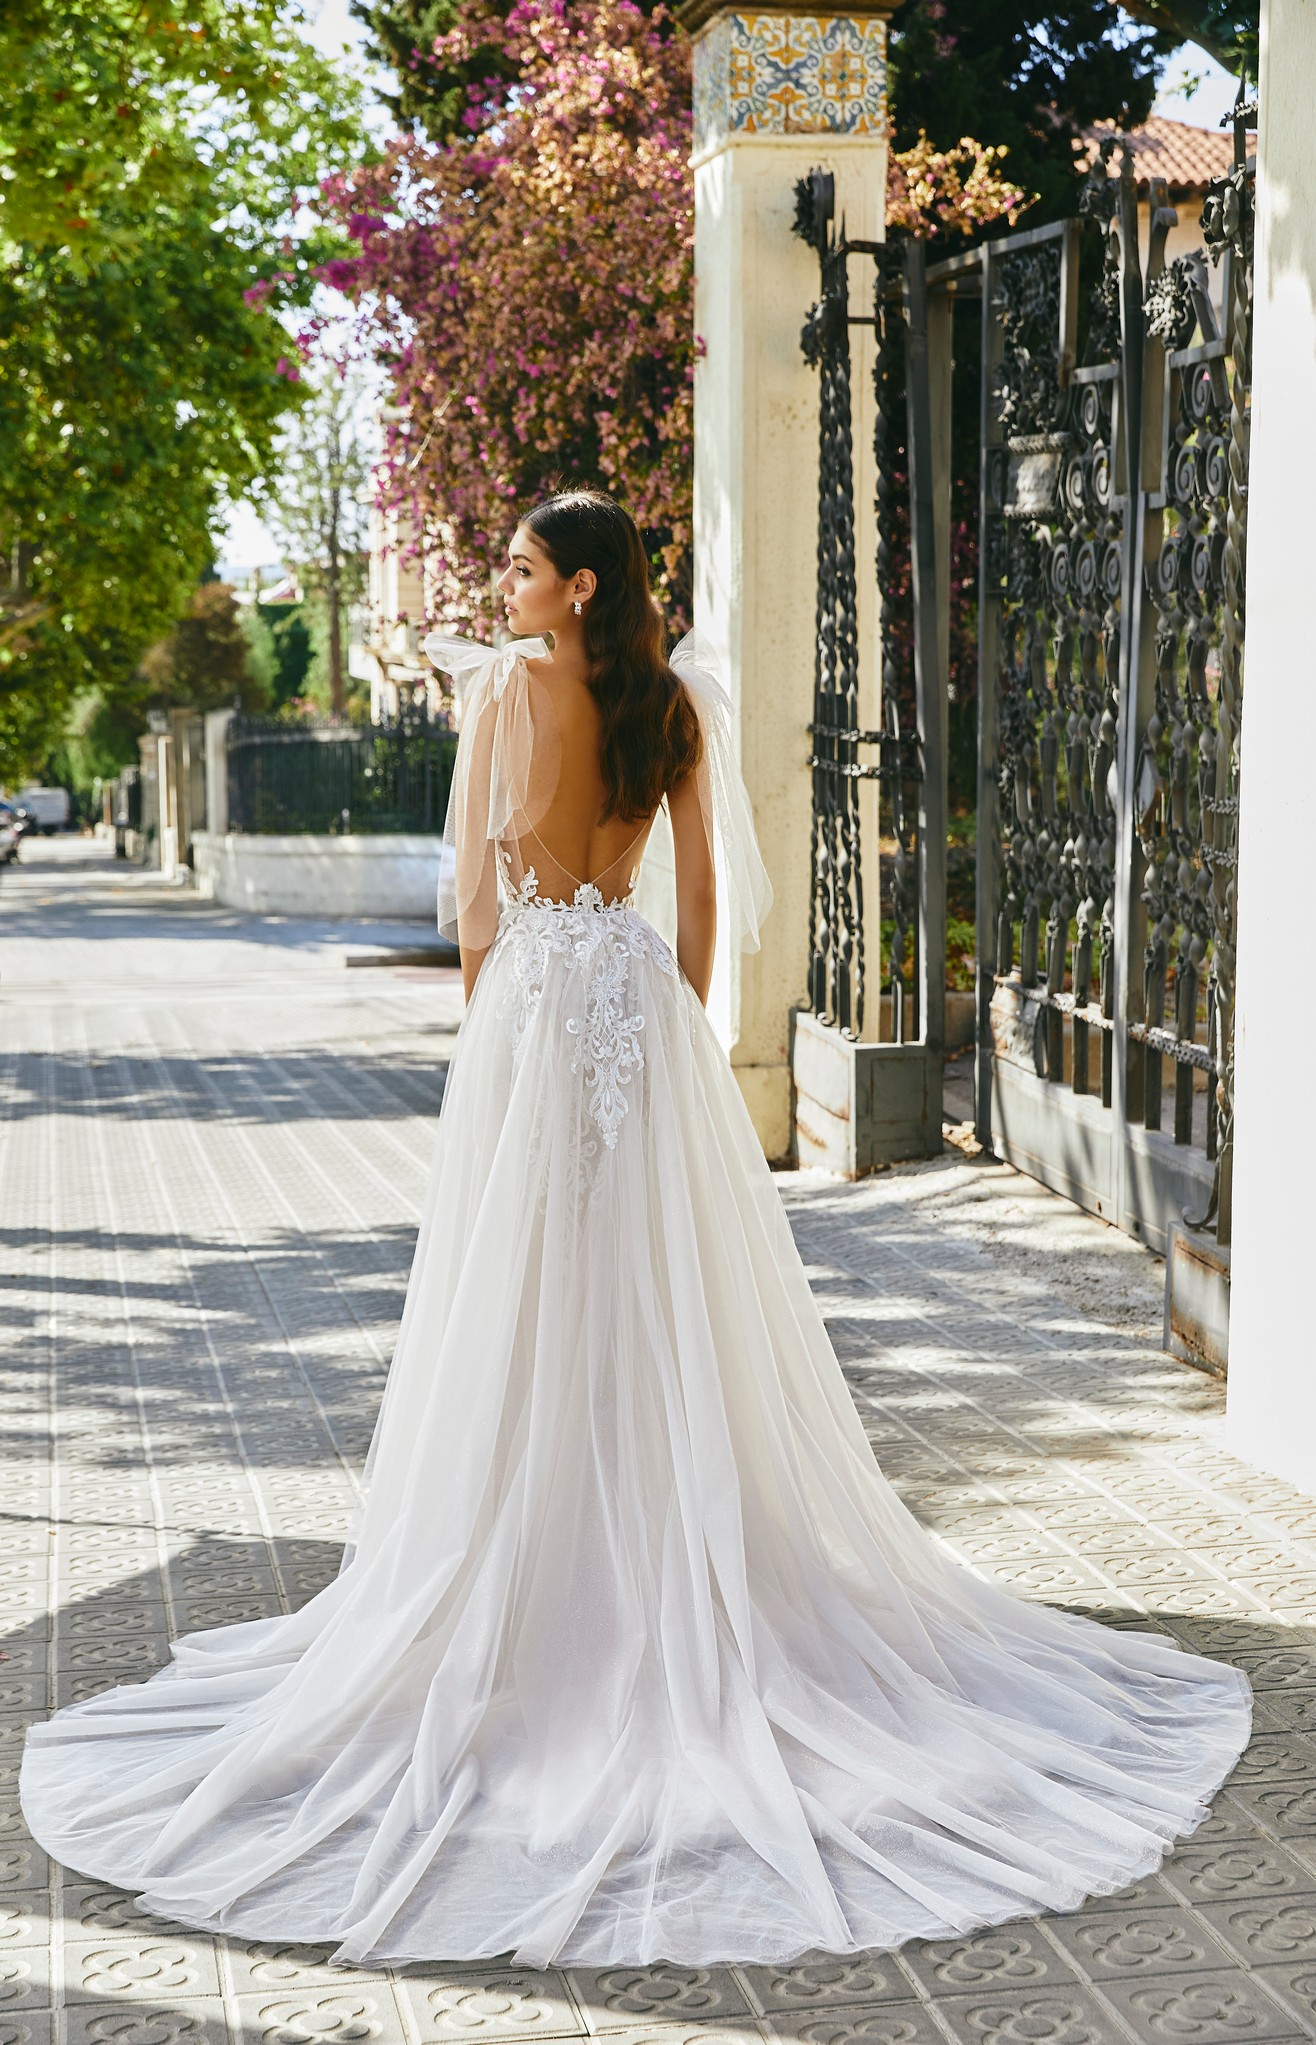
xmin=1116 ymin=0 xmax=1245 ymax=73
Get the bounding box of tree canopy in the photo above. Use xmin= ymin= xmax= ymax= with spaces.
xmin=139 ymin=583 xmax=270 ymax=715
xmin=1 ymin=0 xmax=364 ymax=267
xmin=265 ymin=371 xmax=374 ymax=714
xmin=0 ymin=0 xmax=368 ymax=779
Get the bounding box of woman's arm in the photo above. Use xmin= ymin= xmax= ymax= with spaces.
xmin=460 ymin=940 xmax=491 ymax=1004
xmin=450 ymin=678 xmax=500 ymax=1007
xmin=669 ymin=767 xmax=717 ymax=1006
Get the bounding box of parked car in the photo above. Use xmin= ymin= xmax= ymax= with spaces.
xmin=17 ymin=785 xmax=71 ymax=834
xmin=0 ymin=797 xmax=34 ymax=860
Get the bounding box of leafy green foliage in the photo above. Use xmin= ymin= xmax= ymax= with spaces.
xmin=0 ymin=0 xmax=369 ymax=780
xmin=0 ymin=199 xmax=297 ymax=766
xmin=1 ymin=0 xmax=365 ymax=268
xmin=139 ymin=583 xmax=271 ymax=713
xmin=271 ymin=606 xmax=317 ymax=710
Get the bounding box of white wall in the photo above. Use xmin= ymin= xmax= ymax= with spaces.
xmin=1224 ymin=0 xmax=1316 ymax=1496
xmin=193 ymin=832 xmax=445 ymax=921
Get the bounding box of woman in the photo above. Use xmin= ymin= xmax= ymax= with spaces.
xmin=21 ymin=489 xmax=1250 ymax=1969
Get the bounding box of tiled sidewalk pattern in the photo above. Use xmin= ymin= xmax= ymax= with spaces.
xmin=5 ymin=845 xmax=1316 ymax=2045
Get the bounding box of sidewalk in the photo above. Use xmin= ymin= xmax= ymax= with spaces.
xmin=5 ymin=839 xmax=1316 ymax=2045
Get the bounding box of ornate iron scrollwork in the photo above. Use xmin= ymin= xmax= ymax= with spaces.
xmin=985 ymin=206 xmax=1124 ymax=1101
xmin=873 ymin=243 xmax=921 ymax=1044
xmin=793 ymin=173 xmax=925 ymax=1042
xmin=795 ymin=169 xmax=866 ymax=1036
xmin=1134 ymin=99 xmax=1254 ymax=1236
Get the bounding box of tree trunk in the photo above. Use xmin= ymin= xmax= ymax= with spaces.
xmin=327 ymin=514 xmax=344 ymax=717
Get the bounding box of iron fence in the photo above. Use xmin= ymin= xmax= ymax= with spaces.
xmin=793 ymin=176 xmax=941 ymax=1051
xmin=226 ymin=704 xmax=457 ymax=835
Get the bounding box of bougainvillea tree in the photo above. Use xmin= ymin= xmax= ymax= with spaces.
xmin=324 ymin=0 xmax=1031 ymax=633
xmin=323 ymin=0 xmax=695 ymax=626
xmin=886 ymin=133 xmax=1029 ymax=240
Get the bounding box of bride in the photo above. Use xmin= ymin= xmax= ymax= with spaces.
xmin=21 ymin=488 xmax=1250 ymax=1969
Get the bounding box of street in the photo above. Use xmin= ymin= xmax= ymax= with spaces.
xmin=5 ymin=839 xmax=1316 ymax=2045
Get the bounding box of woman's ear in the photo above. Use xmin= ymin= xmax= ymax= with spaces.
xmin=574 ymin=569 xmax=598 ymax=604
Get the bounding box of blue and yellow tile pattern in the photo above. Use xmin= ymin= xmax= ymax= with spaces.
xmin=692 ymin=13 xmax=888 ymax=154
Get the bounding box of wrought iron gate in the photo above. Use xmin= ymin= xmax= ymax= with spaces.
xmin=795 ymin=108 xmax=1254 ymax=1301
xmin=979 ymin=121 xmax=1253 ymax=1271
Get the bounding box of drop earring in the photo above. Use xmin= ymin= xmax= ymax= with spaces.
xmin=573 ymin=600 xmax=583 ymax=615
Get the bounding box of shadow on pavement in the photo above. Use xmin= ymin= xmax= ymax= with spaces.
xmin=0 ymin=1047 xmax=451 ymax=1122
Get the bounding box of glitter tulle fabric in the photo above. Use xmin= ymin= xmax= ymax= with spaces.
xmin=21 ymin=643 xmax=1251 ymax=1969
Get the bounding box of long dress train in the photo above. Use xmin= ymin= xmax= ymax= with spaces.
xmin=20 ymin=635 xmax=1251 ymax=1969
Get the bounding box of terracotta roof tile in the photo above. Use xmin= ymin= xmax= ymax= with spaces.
xmin=1080 ymin=114 xmax=1234 ymax=196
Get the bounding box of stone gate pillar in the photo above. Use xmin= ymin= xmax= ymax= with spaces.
xmin=675 ymin=0 xmax=894 ymax=1159
xmin=1225 ymin=0 xmax=1316 ymax=1496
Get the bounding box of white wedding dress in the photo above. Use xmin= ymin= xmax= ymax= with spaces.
xmin=21 ymin=632 xmax=1251 ymax=1969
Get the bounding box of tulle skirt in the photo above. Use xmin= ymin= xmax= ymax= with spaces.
xmin=20 ymin=891 xmax=1252 ymax=1967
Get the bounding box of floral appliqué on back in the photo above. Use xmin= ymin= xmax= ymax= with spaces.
xmin=497 ymin=865 xmax=678 ymax=1151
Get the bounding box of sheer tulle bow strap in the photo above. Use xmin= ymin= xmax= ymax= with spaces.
xmin=423 ymin=633 xmax=557 ymax=949
xmin=422 ymin=634 xmax=552 ymax=707
xmin=669 ymin=629 xmax=774 ymax=954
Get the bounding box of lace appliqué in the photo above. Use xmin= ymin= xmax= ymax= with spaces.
xmin=497 ymin=865 xmax=677 ymax=1152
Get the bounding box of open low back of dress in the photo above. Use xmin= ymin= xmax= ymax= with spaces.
xmin=492 ymin=654 xmax=661 ymax=912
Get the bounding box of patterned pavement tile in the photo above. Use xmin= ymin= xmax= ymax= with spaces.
xmin=758 ymin=2008 xmax=940 ymax=2045
xmin=0 ymin=2016 xmax=52 ymax=2045
xmin=230 ymin=1990 xmax=410 ymax=2045
xmin=1159 ymin=1840 xmax=1316 ymax=1905
xmin=1043 ymin=1905 xmax=1233 ymax=1981
xmin=898 ymin=1930 xmax=1081 ymax=2000
xmin=565 ymin=1968 xmax=752 ymax=2030
xmin=60 ymin=1937 xmax=225 ymax=2002
xmin=1248 ymin=1961 xmax=1316 ymax=2031
xmin=391 ymin=1970 xmax=584 ymax=2039
xmin=929 ymin=1984 xmax=1131 ymax=2044
xmin=1091 ymin=1970 xmax=1301 ymax=2043
xmin=1194 ymin=1894 xmax=1316 ymax=1966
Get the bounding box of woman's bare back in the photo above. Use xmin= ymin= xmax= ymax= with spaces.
xmin=513 ymin=658 xmax=658 ymax=902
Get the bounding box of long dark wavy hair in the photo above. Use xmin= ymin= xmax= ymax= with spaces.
xmin=522 ymin=489 xmax=702 ymax=824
